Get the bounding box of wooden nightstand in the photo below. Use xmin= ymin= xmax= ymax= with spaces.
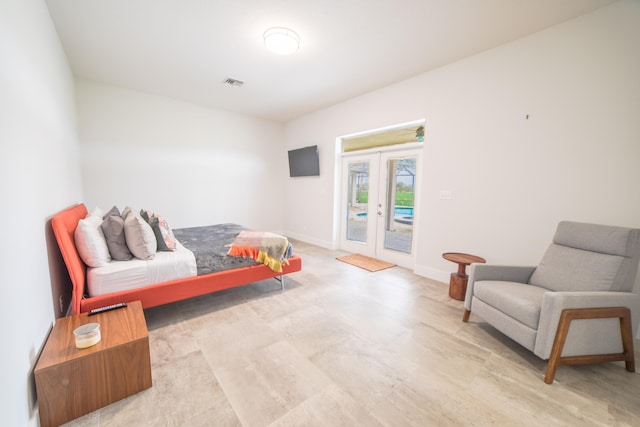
xmin=35 ymin=300 xmax=152 ymax=427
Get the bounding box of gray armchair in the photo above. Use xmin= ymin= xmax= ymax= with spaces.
xmin=463 ymin=221 xmax=640 ymax=383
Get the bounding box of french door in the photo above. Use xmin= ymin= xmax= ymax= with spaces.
xmin=340 ymin=148 xmax=420 ymax=268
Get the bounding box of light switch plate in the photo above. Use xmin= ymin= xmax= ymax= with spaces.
xmin=440 ymin=190 xmax=453 ymax=200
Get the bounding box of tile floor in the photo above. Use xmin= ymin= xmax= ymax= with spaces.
xmin=62 ymin=240 xmax=640 ymax=426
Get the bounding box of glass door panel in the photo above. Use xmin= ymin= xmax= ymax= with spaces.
xmin=380 ymin=156 xmax=416 ymax=254
xmin=346 ymin=161 xmax=369 ymax=243
xmin=341 ymin=154 xmax=379 ymax=257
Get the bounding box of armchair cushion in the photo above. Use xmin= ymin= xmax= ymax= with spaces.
xmin=553 ymin=220 xmax=638 ymax=257
xmin=529 ymin=221 xmax=640 ymax=292
xmin=471 ymin=298 xmax=538 ymax=351
xmin=529 ymin=244 xmax=624 ymax=292
xmin=474 ymin=281 xmax=547 ymax=329
xmin=464 ymin=265 xmax=537 ymax=311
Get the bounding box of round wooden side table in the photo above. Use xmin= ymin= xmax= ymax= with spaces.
xmin=442 ymin=252 xmax=486 ymax=301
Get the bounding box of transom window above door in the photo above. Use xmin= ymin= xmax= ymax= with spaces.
xmin=341 ymin=121 xmax=425 ymax=153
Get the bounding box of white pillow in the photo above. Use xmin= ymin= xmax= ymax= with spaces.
xmin=89 ymin=206 xmax=105 ymax=218
xmin=124 ymin=210 xmax=157 ymax=260
xmin=74 ymin=213 xmax=111 ymax=267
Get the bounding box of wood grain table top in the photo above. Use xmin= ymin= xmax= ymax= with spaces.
xmin=442 ymin=252 xmax=486 ymax=265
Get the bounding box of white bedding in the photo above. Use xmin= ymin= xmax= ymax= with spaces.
xmin=87 ymin=242 xmax=197 ymax=297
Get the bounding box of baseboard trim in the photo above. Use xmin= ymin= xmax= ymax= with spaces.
xmin=283 ymin=231 xmax=337 ymax=250
xmin=414 ymin=265 xmax=449 ymax=284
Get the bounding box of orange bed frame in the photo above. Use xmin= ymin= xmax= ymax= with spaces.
xmin=52 ymin=203 xmax=302 ymax=314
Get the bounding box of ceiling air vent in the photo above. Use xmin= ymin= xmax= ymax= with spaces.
xmin=223 ymin=77 xmax=244 ymax=87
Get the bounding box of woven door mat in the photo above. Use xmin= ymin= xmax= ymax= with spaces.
xmin=336 ymin=253 xmax=396 ymax=272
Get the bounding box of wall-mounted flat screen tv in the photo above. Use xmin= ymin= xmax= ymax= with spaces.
xmin=288 ymin=145 xmax=320 ymax=177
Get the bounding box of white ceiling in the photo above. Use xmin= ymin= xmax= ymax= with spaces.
xmin=45 ymin=0 xmax=616 ymax=122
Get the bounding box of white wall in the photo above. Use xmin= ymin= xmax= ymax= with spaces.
xmin=77 ymin=80 xmax=287 ymax=232
xmin=0 ymin=1 xmax=83 ymax=426
xmin=283 ymin=1 xmax=640 ymax=288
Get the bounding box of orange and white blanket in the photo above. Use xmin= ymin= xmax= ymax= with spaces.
xmin=227 ymin=230 xmax=290 ymax=272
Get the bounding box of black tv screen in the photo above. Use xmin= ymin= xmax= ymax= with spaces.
xmin=288 ymin=145 xmax=319 ymax=177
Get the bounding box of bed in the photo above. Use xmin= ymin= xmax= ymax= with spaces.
xmin=52 ymin=203 xmax=302 ymax=315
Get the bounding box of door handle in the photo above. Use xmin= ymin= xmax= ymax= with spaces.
xmin=377 ymin=211 xmax=383 ymax=216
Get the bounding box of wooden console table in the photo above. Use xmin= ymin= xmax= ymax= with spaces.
xmin=442 ymin=252 xmax=486 ymax=301
xmin=35 ymin=301 xmax=152 ymax=427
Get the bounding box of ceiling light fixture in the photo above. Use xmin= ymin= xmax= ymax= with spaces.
xmin=263 ymin=27 xmax=300 ymax=55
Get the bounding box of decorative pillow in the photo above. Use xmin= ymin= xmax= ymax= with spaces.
xmin=140 ymin=209 xmax=151 ymax=223
xmin=101 ymin=207 xmax=133 ymax=261
xmin=103 ymin=205 xmax=120 ymax=218
xmin=123 ymin=210 xmax=157 ymax=260
xmin=74 ymin=213 xmax=111 ymax=267
xmin=121 ymin=206 xmax=132 ymax=217
xmin=141 ymin=209 xmax=177 ymax=252
xmin=89 ymin=206 xmax=105 ymax=218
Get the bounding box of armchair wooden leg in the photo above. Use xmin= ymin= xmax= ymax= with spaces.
xmin=544 ymin=307 xmax=635 ymax=384
xmin=462 ymin=309 xmax=471 ymax=322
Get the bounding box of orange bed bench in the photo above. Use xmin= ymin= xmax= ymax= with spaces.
xmin=52 ymin=203 xmax=302 ymax=314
